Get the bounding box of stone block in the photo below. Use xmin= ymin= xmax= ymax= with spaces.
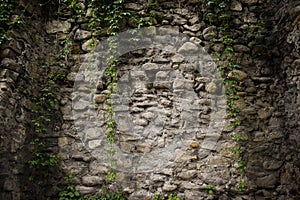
xmin=74 ymin=29 xmax=91 ymax=40
xmin=46 ymin=20 xmax=71 ymax=34
xmin=162 ymin=183 xmax=178 ymax=191
xmin=75 ymin=186 xmax=95 ymax=195
xmin=178 ymin=42 xmax=198 ymax=54
xmin=178 ymin=170 xmax=197 ymax=179
xmin=82 ymin=175 xmax=103 ymax=186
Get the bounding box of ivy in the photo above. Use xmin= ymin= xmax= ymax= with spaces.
xmin=204 ymin=0 xmax=230 ymax=25
xmin=59 ymin=177 xmax=126 ymax=200
xmin=28 ymin=31 xmax=69 ymax=185
xmin=153 ymin=193 xmax=181 ymax=200
xmin=87 ymin=0 xmax=152 ymax=182
xmin=202 ymin=0 xmax=247 ymax=193
xmin=28 ymin=70 xmax=64 ymax=184
xmin=205 ymin=185 xmax=216 ymax=195
xmin=0 ymin=0 xmax=17 ymax=45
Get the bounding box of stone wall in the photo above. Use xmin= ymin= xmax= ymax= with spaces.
xmin=0 ymin=0 xmax=299 ymax=199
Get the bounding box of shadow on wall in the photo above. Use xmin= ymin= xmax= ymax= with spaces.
xmin=241 ymin=0 xmax=300 ymax=199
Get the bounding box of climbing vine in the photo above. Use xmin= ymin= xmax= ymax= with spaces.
xmin=15 ymin=0 xmax=265 ymax=198
xmin=87 ymin=0 xmax=152 ymax=183
xmin=87 ymin=0 xmax=128 ymax=182
xmin=29 ymin=68 xmax=66 ymax=184
xmin=202 ymin=0 xmax=246 ymax=193
xmin=28 ymin=14 xmax=70 ymax=184
xmin=0 ymin=0 xmax=18 ymax=45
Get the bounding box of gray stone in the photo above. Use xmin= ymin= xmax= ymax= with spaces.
xmin=3 ymin=179 xmax=15 ymax=191
xmin=156 ymin=71 xmax=169 ymax=81
xmin=182 ymin=181 xmax=201 ymax=190
xmin=176 ymin=151 xmax=197 ymax=161
xmin=153 ymin=82 xmax=171 ymax=89
xmin=178 ymin=170 xmax=197 ymax=179
xmin=153 ymin=56 xmax=169 ymax=63
xmin=142 ymin=63 xmax=159 ymax=70
xmin=66 ymin=72 xmax=77 ymax=82
xmin=173 ymin=15 xmax=187 ymax=25
xmin=230 ymin=1 xmax=243 ymax=11
xmin=174 ymin=8 xmax=190 ymax=17
xmin=123 ymin=187 xmax=135 ymax=194
xmin=58 ymin=137 xmax=68 ymax=147
xmin=189 ymin=16 xmax=199 ymax=24
xmin=157 ymin=137 xmax=165 ymax=148
xmin=74 ymin=29 xmax=92 ymax=40
xmin=136 ymin=144 xmax=151 ymax=153
xmin=234 ymin=45 xmax=250 ymax=52
xmin=130 ymin=70 xmax=147 ymax=80
xmin=88 ymin=139 xmax=102 ymax=149
xmin=188 ymin=140 xmax=200 ymax=148
xmin=291 ymin=59 xmax=300 ymax=75
xmin=201 ymin=140 xmax=218 ymax=151
xmin=82 ymin=39 xmax=98 ymax=52
xmin=129 ymin=190 xmax=151 ymax=200
xmin=0 ymin=48 xmax=11 ymax=58
xmin=203 ymin=26 xmax=217 ymax=40
xmin=171 ymin=54 xmax=185 ymax=63
xmin=75 ymin=186 xmax=95 ymax=195
xmin=162 ymin=19 xmax=169 ymax=25
xmin=242 ymin=0 xmax=258 ymax=4
xmin=73 ymin=99 xmax=88 ymax=110
xmin=190 ymin=37 xmax=202 ymax=45
xmin=211 ymin=43 xmax=224 ymax=52
xmin=7 ymin=38 xmax=22 ymax=54
xmin=134 ymin=119 xmax=148 ymax=126
xmin=161 ymin=168 xmax=173 ymax=176
xmin=161 ymin=99 xmax=171 ymax=106
xmin=141 ymin=112 xmax=154 ymax=119
xmin=120 ymin=142 xmax=135 ymax=153
xmin=184 ymin=190 xmax=203 ymax=200
xmin=228 ymin=70 xmax=248 ymax=81
xmin=290 ymin=5 xmax=300 ymax=18
xmin=124 ymin=3 xmax=143 ymax=11
xmin=183 ymin=24 xmax=201 ymax=32
xmin=150 ymin=174 xmax=165 ymax=182
xmin=179 ymin=63 xmax=195 ymax=72
xmin=159 ymin=26 xmax=179 ymax=35
xmin=205 ymin=82 xmax=217 ymax=93
xmin=263 ymin=160 xmax=283 ymax=170
xmin=195 ymin=76 xmax=209 ymax=83
xmin=178 ymin=42 xmax=198 ymax=54
xmin=173 ymin=79 xmax=194 ymax=90
xmin=256 ymin=174 xmax=277 ymax=188
xmin=94 ymin=94 xmax=106 ymax=103
xmin=206 ymin=155 xmax=230 ymax=167
xmin=162 ymin=183 xmax=178 ymax=191
xmin=258 ymin=107 xmax=274 ymax=119
xmin=243 ymin=14 xmax=257 ymax=23
xmin=82 ymin=176 xmax=103 ymax=186
xmin=0 ymin=82 xmax=8 ymax=92
xmin=46 ymin=20 xmax=71 ymax=34
xmin=72 ymin=153 xmax=90 ymax=162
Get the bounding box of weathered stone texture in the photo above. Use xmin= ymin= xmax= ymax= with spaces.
xmin=0 ymin=0 xmax=300 ymax=199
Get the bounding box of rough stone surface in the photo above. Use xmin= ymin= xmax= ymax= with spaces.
xmin=46 ymin=20 xmax=71 ymax=34
xmin=203 ymin=26 xmax=217 ymax=40
xmin=228 ymin=69 xmax=248 ymax=81
xmin=162 ymin=183 xmax=178 ymax=192
xmin=0 ymin=0 xmax=299 ymax=199
xmin=231 ymin=1 xmax=243 ymax=11
xmin=74 ymin=29 xmax=92 ymax=40
xmin=178 ymin=42 xmax=198 ymax=53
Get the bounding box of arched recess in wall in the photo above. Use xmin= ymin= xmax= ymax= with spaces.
xmin=72 ymin=27 xmax=227 ymax=174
